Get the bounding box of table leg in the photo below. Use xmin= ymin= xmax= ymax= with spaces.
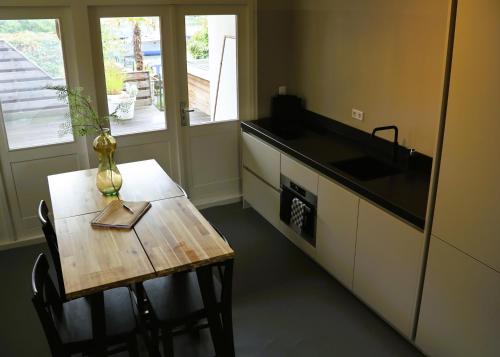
xmin=90 ymin=292 xmax=107 ymax=357
xmin=221 ymin=260 xmax=235 ymax=357
xmin=196 ymin=265 xmax=226 ymax=357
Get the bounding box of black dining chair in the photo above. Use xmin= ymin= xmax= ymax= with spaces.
xmin=176 ymin=183 xmax=188 ymax=199
xmin=140 ymin=224 xmax=235 ymax=357
xmin=38 ymin=200 xmax=66 ymax=299
xmin=31 ymin=253 xmax=140 ymax=357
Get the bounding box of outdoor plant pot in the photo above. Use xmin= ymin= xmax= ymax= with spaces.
xmin=107 ymin=93 xmax=136 ymax=120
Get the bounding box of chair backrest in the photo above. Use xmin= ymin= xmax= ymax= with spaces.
xmin=210 ymin=223 xmax=229 ymax=245
xmin=176 ymin=183 xmax=188 ymax=198
xmin=38 ymin=200 xmax=65 ymax=298
xmin=31 ymin=253 xmax=66 ymax=357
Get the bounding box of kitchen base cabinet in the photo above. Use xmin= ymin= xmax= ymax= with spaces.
xmin=416 ymin=237 xmax=500 ymax=357
xmin=242 ymin=132 xmax=281 ymax=189
xmin=316 ymin=176 xmax=359 ymax=289
xmin=242 ymin=168 xmax=280 ymax=228
xmin=278 ymin=222 xmax=317 ymax=260
xmin=353 ymin=199 xmax=423 ymax=338
xmin=281 ymin=154 xmax=318 ymax=194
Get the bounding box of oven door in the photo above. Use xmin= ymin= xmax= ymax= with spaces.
xmin=280 ymin=184 xmax=316 ymax=246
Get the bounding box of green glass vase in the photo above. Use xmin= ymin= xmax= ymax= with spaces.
xmin=93 ymin=128 xmax=122 ymax=196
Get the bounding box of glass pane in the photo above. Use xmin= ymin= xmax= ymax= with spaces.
xmin=0 ymin=19 xmax=73 ymax=150
xmin=100 ymin=17 xmax=166 ymax=136
xmin=185 ymin=15 xmax=238 ymax=125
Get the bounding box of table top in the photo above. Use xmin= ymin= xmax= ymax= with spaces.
xmin=50 ymin=160 xmax=234 ymax=300
xmin=48 ymin=159 xmax=185 ymax=219
xmin=55 ymin=213 xmax=156 ymax=300
xmin=134 ymin=197 xmax=235 ymax=277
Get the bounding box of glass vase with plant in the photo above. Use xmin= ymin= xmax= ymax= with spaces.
xmin=49 ymin=85 xmax=128 ymax=195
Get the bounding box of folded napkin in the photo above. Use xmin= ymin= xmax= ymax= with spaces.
xmin=91 ymin=200 xmax=151 ymax=229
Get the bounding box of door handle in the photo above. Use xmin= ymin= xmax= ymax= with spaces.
xmin=180 ymin=102 xmax=194 ymax=126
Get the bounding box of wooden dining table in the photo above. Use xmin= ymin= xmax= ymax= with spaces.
xmin=47 ymin=159 xmax=235 ymax=356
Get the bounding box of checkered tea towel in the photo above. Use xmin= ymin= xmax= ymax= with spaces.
xmin=291 ymin=197 xmax=307 ymax=230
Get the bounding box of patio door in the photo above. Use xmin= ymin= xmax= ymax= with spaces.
xmin=0 ymin=8 xmax=86 ymax=241
xmin=175 ymin=5 xmax=255 ymax=206
xmin=90 ymin=4 xmax=255 ymax=206
xmin=88 ymin=6 xmax=182 ymax=182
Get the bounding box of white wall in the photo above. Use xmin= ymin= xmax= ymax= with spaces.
xmin=0 ymin=164 xmax=14 ymax=243
xmin=256 ymin=0 xmax=292 ymax=117
xmin=257 ymin=0 xmax=451 ymax=157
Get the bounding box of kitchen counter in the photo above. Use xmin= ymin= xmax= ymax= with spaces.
xmin=241 ymin=114 xmax=432 ymax=230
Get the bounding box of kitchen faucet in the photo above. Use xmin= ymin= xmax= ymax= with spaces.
xmin=372 ymin=125 xmax=399 ymax=163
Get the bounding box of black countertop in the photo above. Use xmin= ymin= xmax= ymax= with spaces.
xmin=241 ymin=114 xmax=432 ymax=230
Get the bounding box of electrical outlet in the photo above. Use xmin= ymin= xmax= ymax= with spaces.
xmin=352 ymin=109 xmax=364 ymax=121
xmin=278 ymin=86 xmax=287 ymax=95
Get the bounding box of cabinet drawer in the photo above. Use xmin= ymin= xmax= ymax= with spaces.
xmin=281 ymin=154 xmax=318 ymax=194
xmin=353 ymin=199 xmax=423 ymax=337
xmin=242 ymin=168 xmax=280 ymax=228
xmin=242 ymin=132 xmax=280 ymax=189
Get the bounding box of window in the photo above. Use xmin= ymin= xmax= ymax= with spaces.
xmin=185 ymin=15 xmax=238 ymax=125
xmin=0 ymin=19 xmax=72 ymax=150
xmin=99 ymin=16 xmax=166 ymax=136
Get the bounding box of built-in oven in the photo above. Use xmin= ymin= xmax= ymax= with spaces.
xmin=279 ymin=174 xmax=317 ymax=246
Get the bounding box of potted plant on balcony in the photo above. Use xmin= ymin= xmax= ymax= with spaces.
xmin=105 ymin=61 xmax=137 ymax=120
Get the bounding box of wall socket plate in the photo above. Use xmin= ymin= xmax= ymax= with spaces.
xmin=278 ymin=86 xmax=287 ymax=95
xmin=352 ymin=109 xmax=364 ymax=121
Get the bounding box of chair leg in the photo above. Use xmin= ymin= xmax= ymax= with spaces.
xmin=148 ymin=325 xmax=162 ymax=357
xmin=161 ymin=328 xmax=174 ymax=357
xmin=127 ymin=335 xmax=140 ymax=357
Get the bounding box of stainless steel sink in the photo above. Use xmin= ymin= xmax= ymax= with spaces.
xmin=330 ymin=156 xmax=402 ymax=181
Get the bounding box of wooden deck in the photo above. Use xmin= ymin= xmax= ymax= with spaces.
xmin=0 ymin=40 xmax=214 ymax=149
xmin=110 ymin=105 xmax=167 ymax=136
xmin=3 ymin=105 xmax=211 ymax=149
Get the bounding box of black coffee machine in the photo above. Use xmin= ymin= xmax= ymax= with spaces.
xmin=270 ymin=94 xmax=304 ymax=139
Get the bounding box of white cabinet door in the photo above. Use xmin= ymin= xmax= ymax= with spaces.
xmin=242 ymin=132 xmax=281 ymax=189
xmin=316 ymin=176 xmax=359 ymax=289
xmin=353 ymin=199 xmax=424 ymax=337
xmin=416 ymin=236 xmax=500 ymax=357
xmin=242 ymin=168 xmax=280 ymax=228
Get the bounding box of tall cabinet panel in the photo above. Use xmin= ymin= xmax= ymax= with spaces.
xmin=417 ymin=237 xmax=500 ymax=356
xmin=418 ymin=1 xmax=500 ymax=355
xmin=432 ymin=0 xmax=500 ymax=271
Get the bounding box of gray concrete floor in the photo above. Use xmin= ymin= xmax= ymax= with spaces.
xmin=0 ymin=203 xmax=423 ymax=356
